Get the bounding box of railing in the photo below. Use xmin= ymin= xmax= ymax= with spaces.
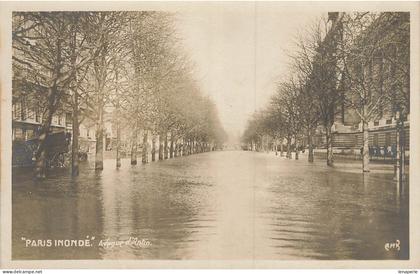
xmin=313 ymin=146 xmax=409 ymax=163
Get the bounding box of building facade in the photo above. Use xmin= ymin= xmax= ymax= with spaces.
xmin=313 ymin=12 xmax=410 ymax=160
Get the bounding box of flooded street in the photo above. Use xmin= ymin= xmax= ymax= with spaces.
xmin=12 ymin=150 xmax=409 ymax=260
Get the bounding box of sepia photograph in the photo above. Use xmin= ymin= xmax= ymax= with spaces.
xmin=1 ymin=0 xmax=419 ymax=269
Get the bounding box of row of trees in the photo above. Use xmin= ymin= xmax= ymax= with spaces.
xmin=242 ymin=12 xmax=409 ymax=171
xmin=13 ymin=11 xmax=227 ymax=178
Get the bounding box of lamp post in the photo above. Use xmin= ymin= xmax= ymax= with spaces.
xmin=401 ymin=114 xmax=406 ymax=183
xmin=394 ymin=108 xmax=403 ymax=190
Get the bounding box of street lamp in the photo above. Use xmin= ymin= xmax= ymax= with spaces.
xmin=394 ymin=107 xmax=403 ymax=189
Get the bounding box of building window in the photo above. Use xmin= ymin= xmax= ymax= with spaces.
xmin=20 ymin=97 xmax=27 ymax=120
xmin=386 ymin=119 xmax=392 ymax=125
xmin=87 ymin=129 xmax=90 ymax=138
xmin=27 ymin=108 xmax=35 ymax=121
xmin=13 ymin=102 xmax=21 ymax=120
xmin=35 ymin=107 xmax=41 ymax=123
xmin=15 ymin=128 xmax=24 ymax=140
xmin=373 ymin=133 xmax=379 ymax=147
xmin=26 ymin=129 xmax=34 ymax=140
xmin=385 ymin=132 xmax=391 ymax=147
xmin=58 ymin=114 xmax=62 ymax=125
xmin=374 ymin=121 xmax=379 ymax=126
xmin=66 ymin=112 xmax=72 ymax=127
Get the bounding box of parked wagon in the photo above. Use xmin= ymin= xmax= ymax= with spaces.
xmin=12 ymin=131 xmax=71 ymax=168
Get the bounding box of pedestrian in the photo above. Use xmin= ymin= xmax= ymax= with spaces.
xmin=391 ymin=144 xmax=397 ymax=159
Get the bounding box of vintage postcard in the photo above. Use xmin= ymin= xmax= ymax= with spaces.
xmin=1 ymin=0 xmax=419 ymax=269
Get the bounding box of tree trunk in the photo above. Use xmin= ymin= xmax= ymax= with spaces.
xmin=115 ymin=62 xmax=121 ymax=168
xmin=308 ymin=130 xmax=314 ymax=163
xmin=395 ymin=121 xmax=401 ymax=182
xmin=280 ymin=142 xmax=283 ymax=157
xmin=70 ymin=24 xmax=79 ymax=176
xmin=164 ymin=133 xmax=168 ymax=159
xmin=169 ymin=133 xmax=174 ymax=158
xmin=95 ymin=106 xmax=104 ymax=170
xmin=400 ymin=120 xmax=405 ymax=180
xmin=35 ymin=30 xmax=65 ymax=178
xmin=326 ymin=125 xmax=334 ymax=167
xmin=182 ymin=138 xmax=186 ymax=156
xmin=71 ymin=84 xmax=79 ymax=176
xmin=131 ymin=126 xmax=138 ymax=165
xmin=116 ymin=118 xmax=121 ymax=168
xmin=295 ymin=138 xmax=299 ymax=160
xmin=94 ymin=64 xmax=106 ymax=170
xmin=34 ymin=102 xmax=55 ymax=179
xmin=275 ymin=140 xmax=278 ymax=156
xmin=362 ymin=120 xmax=370 ymax=172
xmin=142 ymin=130 xmax=148 ymax=164
xmin=34 ymin=140 xmax=48 ymax=179
xmin=286 ymin=138 xmax=291 ymax=159
xmin=93 ymin=42 xmax=107 ymax=171
xmin=151 ymin=134 xmax=156 ymax=162
xmin=158 ymin=133 xmax=164 ymax=160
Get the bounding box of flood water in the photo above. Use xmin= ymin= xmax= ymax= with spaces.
xmin=12 ymin=150 xmax=409 ymax=260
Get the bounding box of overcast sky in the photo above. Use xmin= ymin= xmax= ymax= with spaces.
xmin=175 ymin=3 xmax=324 ymax=143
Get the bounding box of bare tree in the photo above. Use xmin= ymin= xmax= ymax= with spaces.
xmin=13 ymin=12 xmax=83 ymax=178
xmin=337 ymin=12 xmax=409 ymax=172
xmin=84 ymin=12 xmax=126 ymax=170
xmin=291 ymin=34 xmax=321 ymax=162
xmin=308 ymin=14 xmax=344 ymax=166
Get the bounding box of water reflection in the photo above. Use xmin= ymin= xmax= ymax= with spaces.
xmin=254 ymin=155 xmax=409 ymax=260
xmin=13 ymin=166 xmax=104 ymax=259
xmin=12 ymin=151 xmax=408 ymax=260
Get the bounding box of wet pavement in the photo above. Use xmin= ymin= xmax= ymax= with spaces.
xmin=12 ymin=150 xmax=409 ymax=260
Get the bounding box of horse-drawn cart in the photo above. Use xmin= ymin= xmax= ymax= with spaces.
xmin=13 ymin=131 xmax=71 ymax=168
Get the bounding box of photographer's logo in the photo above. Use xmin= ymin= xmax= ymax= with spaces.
xmin=385 ymin=239 xmax=400 ymax=251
